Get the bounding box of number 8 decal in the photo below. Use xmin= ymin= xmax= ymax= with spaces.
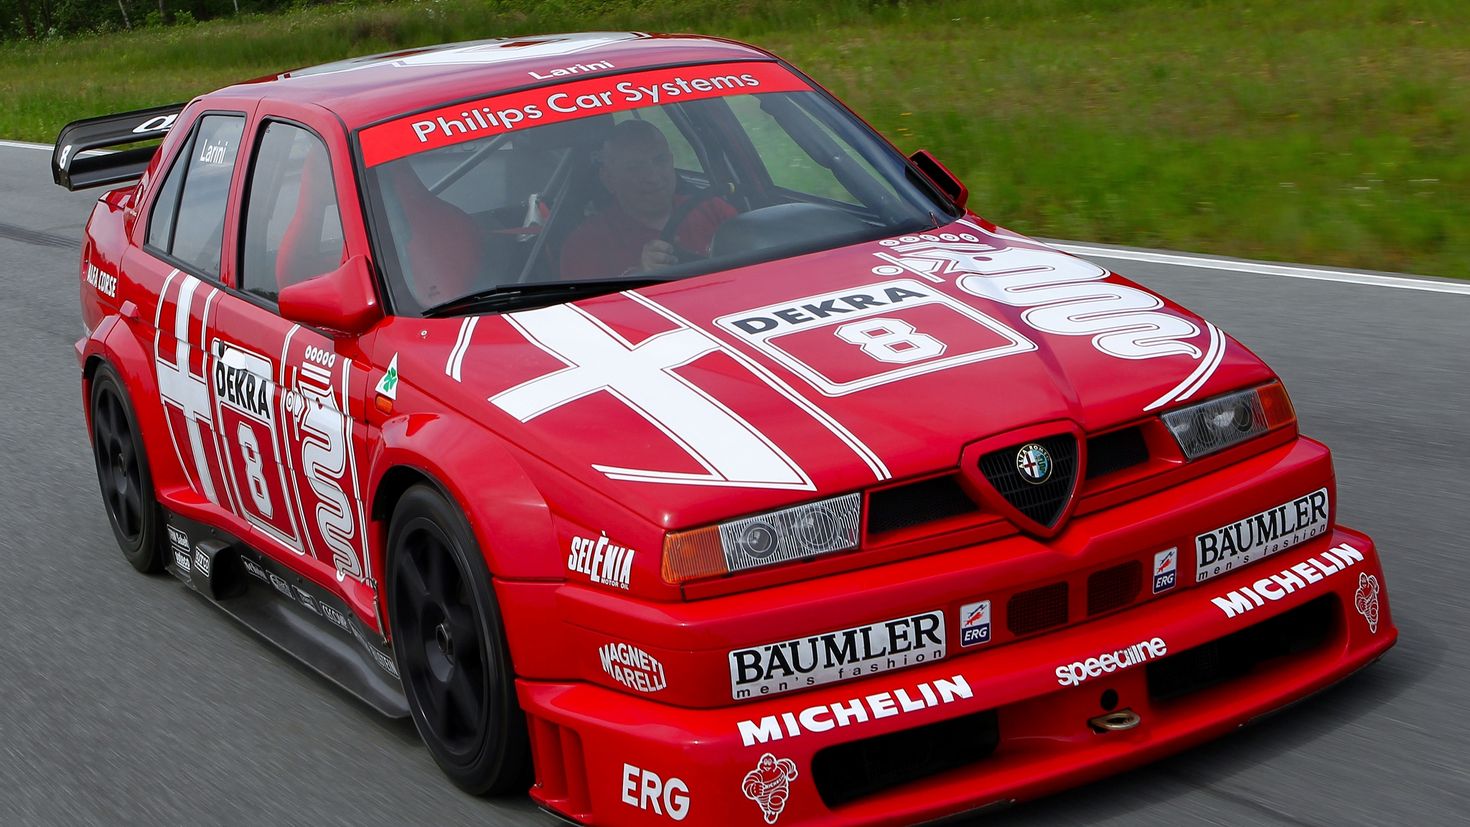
xmin=835 ymin=318 xmax=946 ymax=364
xmin=237 ymin=421 xmax=274 ymax=519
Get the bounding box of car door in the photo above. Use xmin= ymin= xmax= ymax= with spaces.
xmin=133 ymin=103 xmax=380 ymax=622
xmin=218 ymin=114 xmax=378 ymax=606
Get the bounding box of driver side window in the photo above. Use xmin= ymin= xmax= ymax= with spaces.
xmin=239 ymin=121 xmax=344 ymax=303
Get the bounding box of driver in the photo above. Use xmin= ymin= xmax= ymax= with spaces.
xmin=560 ymin=119 xmax=736 ymax=279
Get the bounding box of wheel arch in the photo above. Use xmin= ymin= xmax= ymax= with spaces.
xmin=367 ymin=413 xmax=560 ymax=584
xmin=80 ymin=317 xmax=192 ymax=496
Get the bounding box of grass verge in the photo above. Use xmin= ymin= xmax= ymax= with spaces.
xmin=2 ymin=0 xmax=1466 ymax=277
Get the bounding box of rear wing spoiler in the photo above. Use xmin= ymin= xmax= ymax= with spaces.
xmin=51 ymin=103 xmax=186 ymax=191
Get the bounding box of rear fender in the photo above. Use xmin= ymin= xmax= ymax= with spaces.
xmin=81 ymin=314 xmax=194 ymax=496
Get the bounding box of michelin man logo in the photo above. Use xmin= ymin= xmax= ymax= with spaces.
xmin=742 ymin=753 xmax=798 ymax=824
xmin=1354 ymin=573 xmax=1381 ymax=633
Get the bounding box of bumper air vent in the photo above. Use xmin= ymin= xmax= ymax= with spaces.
xmin=1007 ymin=582 xmax=1069 ymax=636
xmin=1147 ymin=595 xmax=1334 ymax=701
xmin=1087 ymin=561 xmax=1142 ymax=616
xmin=866 ymin=475 xmax=978 ymax=535
xmin=812 ymin=708 xmax=1000 ymax=808
xmin=1085 ymin=426 xmax=1149 ymax=479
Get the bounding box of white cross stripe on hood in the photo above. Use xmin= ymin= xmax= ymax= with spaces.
xmin=490 ymin=302 xmax=815 ymax=490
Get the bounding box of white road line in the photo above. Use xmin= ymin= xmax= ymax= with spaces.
xmin=0 ymin=139 xmax=56 ymax=151
xmin=1051 ymin=242 xmax=1470 ymax=296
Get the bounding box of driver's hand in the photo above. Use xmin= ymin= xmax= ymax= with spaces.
xmin=639 ymin=240 xmax=677 ymax=273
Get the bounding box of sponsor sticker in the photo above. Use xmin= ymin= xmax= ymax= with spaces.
xmin=1209 ymin=542 xmax=1366 ymax=619
xmin=371 ymin=647 xmax=400 ymax=677
xmin=192 ymin=547 xmax=212 ymax=577
xmin=729 ymin=610 xmax=945 ymax=699
xmin=291 ymin=586 xmax=321 ymax=616
xmin=742 ymin=753 xmax=798 ymax=825
xmin=959 ymin=601 xmax=991 ymax=647
xmin=1153 ymin=548 xmax=1178 ymax=594
xmin=567 ymin=532 xmax=634 ymax=590
xmin=212 ymin=341 xmax=275 ymax=424
xmin=736 ymin=673 xmax=972 ymax=747
xmin=173 ymin=548 xmax=191 ymax=573
xmin=359 ymin=62 xmax=809 ymax=166
xmin=714 ymin=279 xmax=1034 ymax=396
xmin=598 ymin=642 xmax=666 ymax=694
xmin=267 ymin=572 xmax=293 ymax=598
xmin=319 ymin=602 xmax=352 ymax=633
xmin=621 ymin=764 xmax=689 ymax=822
xmin=241 ymin=556 xmax=270 ymax=583
xmin=86 ymin=263 xmax=117 ymax=298
xmin=167 ymin=526 xmax=189 ymax=555
xmin=1055 ymin=638 xmax=1168 ymax=687
xmin=1195 ymin=488 xmax=1329 ymax=583
xmin=1355 ymin=572 xmax=1381 ymax=633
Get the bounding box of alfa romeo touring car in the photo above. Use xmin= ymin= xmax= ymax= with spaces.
xmin=55 ymin=31 xmax=1396 ymax=826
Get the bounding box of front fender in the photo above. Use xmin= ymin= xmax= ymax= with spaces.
xmin=368 ymin=412 xmax=559 ymax=582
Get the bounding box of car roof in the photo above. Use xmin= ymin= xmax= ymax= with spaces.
xmin=214 ymin=32 xmax=778 ymax=129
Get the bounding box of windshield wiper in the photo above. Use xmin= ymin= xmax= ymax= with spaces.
xmin=421 ymin=276 xmax=672 ymax=318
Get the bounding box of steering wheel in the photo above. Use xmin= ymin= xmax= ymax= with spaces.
xmin=658 ymin=191 xmax=722 ymax=263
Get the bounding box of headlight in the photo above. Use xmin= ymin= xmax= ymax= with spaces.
xmin=661 ymin=493 xmax=861 ymax=583
xmin=1161 ymin=382 xmax=1295 ymax=460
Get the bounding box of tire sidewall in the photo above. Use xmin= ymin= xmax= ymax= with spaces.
xmin=89 ymin=363 xmax=163 ymax=573
xmin=386 ymin=483 xmax=527 ymax=795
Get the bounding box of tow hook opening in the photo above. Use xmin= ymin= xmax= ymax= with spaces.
xmin=1089 ymin=708 xmax=1141 ymax=733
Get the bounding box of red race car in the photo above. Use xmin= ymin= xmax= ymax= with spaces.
xmin=55 ymin=32 xmax=1395 ymax=826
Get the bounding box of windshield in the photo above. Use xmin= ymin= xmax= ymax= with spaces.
xmin=358 ymin=61 xmax=956 ymax=316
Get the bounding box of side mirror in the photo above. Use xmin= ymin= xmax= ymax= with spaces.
xmin=278 ymin=255 xmax=382 ymax=336
xmin=908 ymin=149 xmax=969 ymax=211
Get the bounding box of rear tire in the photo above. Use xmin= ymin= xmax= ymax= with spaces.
xmin=89 ymin=363 xmax=164 ymax=573
xmin=385 ymin=484 xmax=529 ymax=795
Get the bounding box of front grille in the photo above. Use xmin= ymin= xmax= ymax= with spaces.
xmin=978 ymin=434 xmax=1078 ymax=528
xmin=1008 ymin=582 xmax=1069 ymax=636
xmin=1087 ymin=561 xmax=1142 ymax=616
xmin=812 ymin=708 xmax=999 ymax=808
xmin=1148 ymin=596 xmax=1334 ymax=701
xmin=1085 ymin=426 xmax=1149 ymax=479
xmin=866 ymin=475 xmax=978 ymax=535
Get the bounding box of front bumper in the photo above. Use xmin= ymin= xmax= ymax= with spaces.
xmin=516 ymin=526 xmax=1394 ymax=826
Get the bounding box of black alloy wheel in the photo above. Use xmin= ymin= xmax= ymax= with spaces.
xmin=90 ymin=364 xmax=163 ymax=573
xmin=386 ymin=484 xmax=528 ymax=795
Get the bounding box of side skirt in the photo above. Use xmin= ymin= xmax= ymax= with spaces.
xmin=161 ymin=510 xmax=409 ymax=718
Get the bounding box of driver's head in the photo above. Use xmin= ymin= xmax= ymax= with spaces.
xmin=598 ymin=119 xmax=675 ymax=222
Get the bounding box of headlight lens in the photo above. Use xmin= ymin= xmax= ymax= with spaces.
xmin=662 ymin=493 xmax=861 ymax=583
xmin=1162 ymin=382 xmax=1295 ymax=460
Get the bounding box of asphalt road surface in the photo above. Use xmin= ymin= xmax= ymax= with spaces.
xmin=1 ymin=140 xmax=1466 ymax=826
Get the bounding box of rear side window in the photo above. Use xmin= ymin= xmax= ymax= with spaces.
xmin=240 ymin=122 xmax=343 ymax=302
xmin=146 ymin=113 xmax=244 ymax=278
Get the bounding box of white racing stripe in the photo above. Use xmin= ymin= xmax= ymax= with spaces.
xmin=1052 ymin=241 xmax=1470 ymax=297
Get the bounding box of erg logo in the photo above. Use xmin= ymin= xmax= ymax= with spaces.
xmin=621 ymin=764 xmax=689 ymax=821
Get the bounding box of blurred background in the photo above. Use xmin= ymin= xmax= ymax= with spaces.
xmin=1 ymin=0 xmax=1466 ymax=277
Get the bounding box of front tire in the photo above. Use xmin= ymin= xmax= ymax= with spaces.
xmin=386 ymin=484 xmax=529 ymax=795
xmin=89 ymin=363 xmax=164 ymax=573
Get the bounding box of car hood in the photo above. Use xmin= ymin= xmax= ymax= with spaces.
xmin=393 ymin=218 xmax=1274 ymax=529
